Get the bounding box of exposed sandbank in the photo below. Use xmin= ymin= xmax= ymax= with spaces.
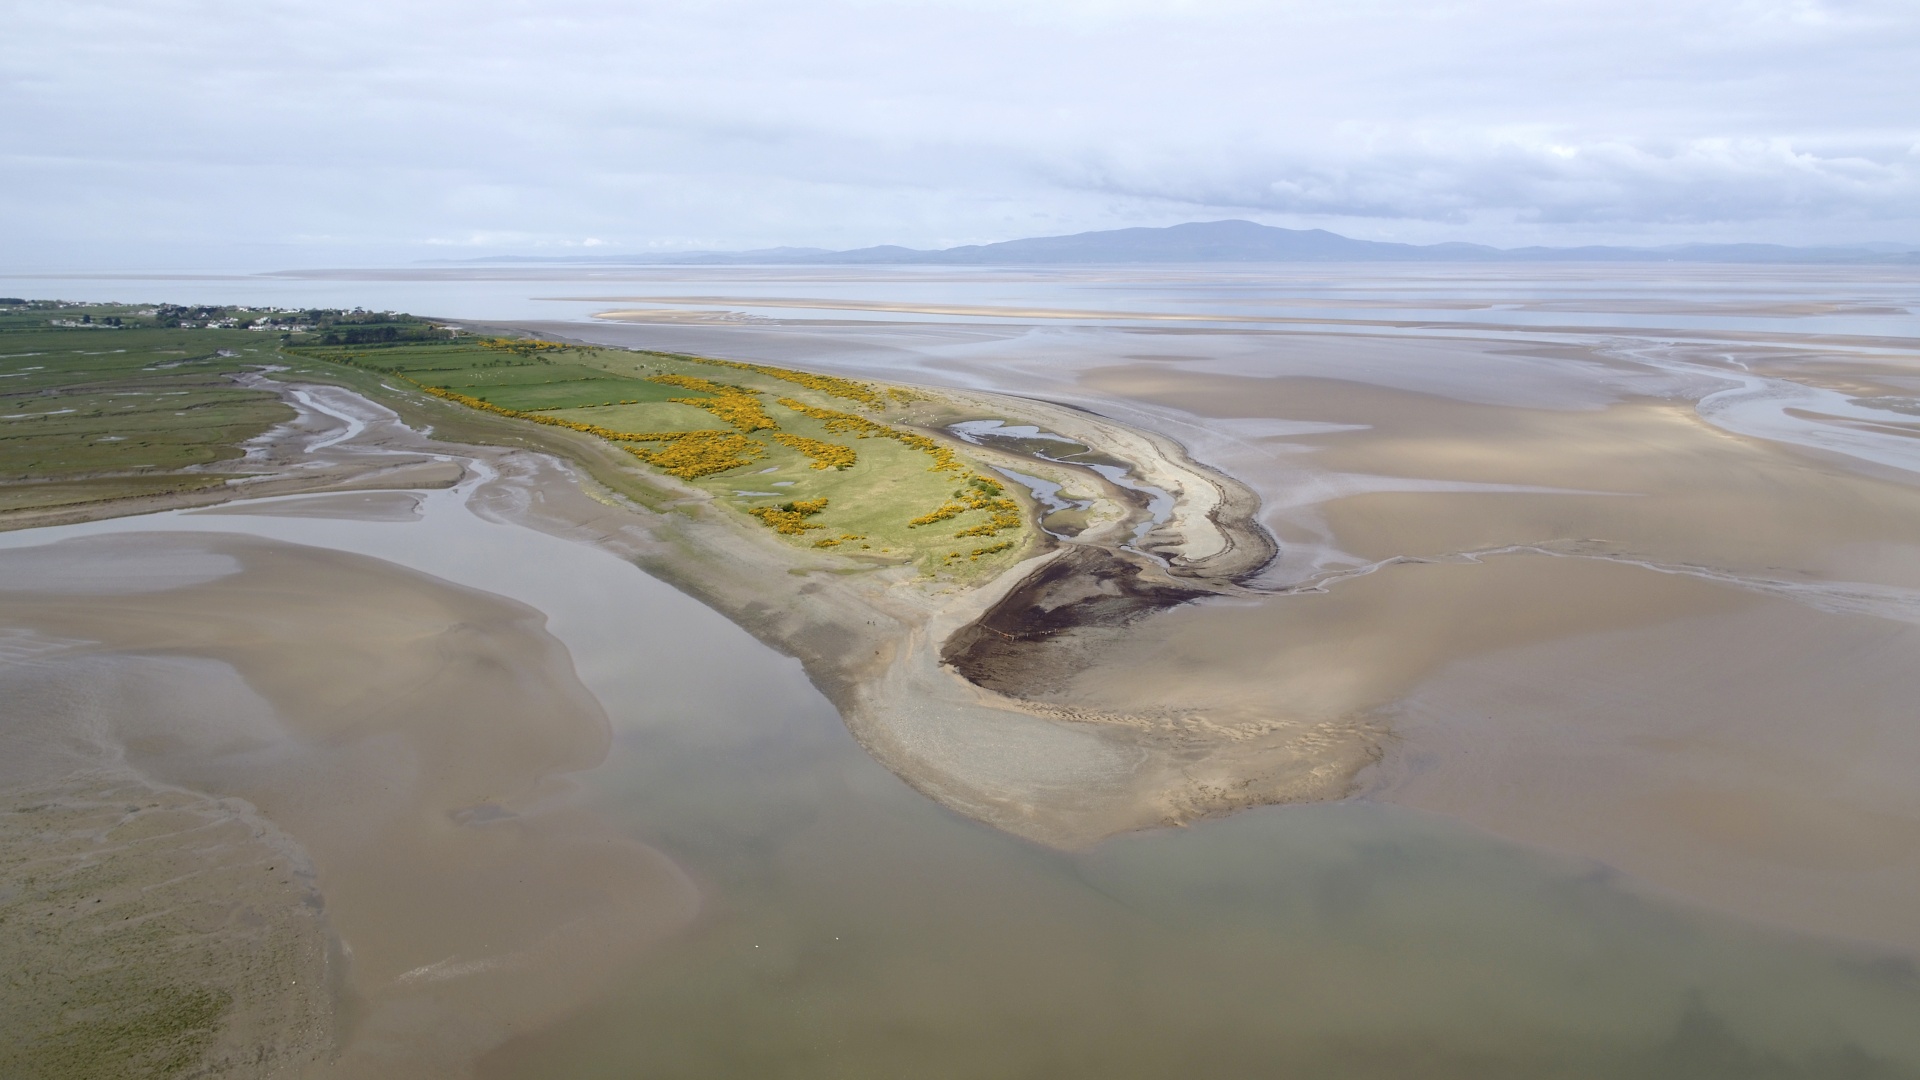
xmin=0 ymin=365 xmax=1355 ymax=1074
xmin=1061 ymin=354 xmax=1920 ymax=954
xmin=495 ymin=301 xmax=1920 ymax=962
xmin=539 ymin=305 xmax=1920 ymax=957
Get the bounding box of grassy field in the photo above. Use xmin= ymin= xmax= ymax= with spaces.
xmin=0 ymin=304 xmax=302 ymax=513
xmin=300 ymin=336 xmax=1035 ymax=575
xmin=0 ymin=299 xmax=1034 ymax=576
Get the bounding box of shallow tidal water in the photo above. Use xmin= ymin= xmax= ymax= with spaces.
xmin=505 ymin=742 xmax=1920 ymax=1079
xmin=5 ymin=470 xmax=1919 ymax=1078
xmin=6 ymin=263 xmax=1920 ymax=1075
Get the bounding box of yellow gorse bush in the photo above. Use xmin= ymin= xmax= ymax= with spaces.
xmin=672 ymin=393 xmax=778 ymax=433
xmin=775 ymin=398 xmax=969 ymax=478
xmin=908 ymin=476 xmax=1021 ymax=538
xmin=908 ymin=501 xmax=970 ymax=528
xmin=646 ymin=374 xmax=778 ymax=433
xmin=479 ymin=337 xmax=569 ymax=356
xmin=647 ymin=373 xmax=731 ymax=395
xmin=627 ymin=431 xmax=766 ymax=479
xmin=412 ymin=385 xmax=764 ymax=479
xmin=954 ymin=508 xmax=1022 ymax=537
xmin=696 ymin=358 xmax=887 ymax=409
xmin=770 ymin=433 xmax=857 ymax=470
xmin=747 ymin=497 xmax=829 ymax=534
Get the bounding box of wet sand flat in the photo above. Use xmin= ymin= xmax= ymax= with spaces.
xmin=1389 ymin=593 xmax=1920 ymax=949
xmin=0 ymin=531 xmax=698 ymax=1077
xmin=0 ymin=766 xmax=332 ymax=1079
xmin=545 ymin=272 xmax=1920 ymax=959
xmin=1080 ymin=366 xmax=1920 ymax=578
xmin=6 ymin=265 xmax=1920 ymax=1077
xmin=1063 ymin=348 xmax=1920 ymax=952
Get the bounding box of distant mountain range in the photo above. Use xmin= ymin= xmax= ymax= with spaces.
xmin=451 ymin=220 xmax=1920 ymax=266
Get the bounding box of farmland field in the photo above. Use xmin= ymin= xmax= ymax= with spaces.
xmin=0 ymin=310 xmax=293 ymax=513
xmin=304 ymin=336 xmax=1035 ymax=574
xmin=0 ymin=303 xmax=1034 ymax=576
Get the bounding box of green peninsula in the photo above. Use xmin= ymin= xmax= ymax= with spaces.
xmin=0 ymin=300 xmax=1036 ymax=577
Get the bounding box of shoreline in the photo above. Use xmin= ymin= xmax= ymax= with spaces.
xmin=1 ymin=356 xmax=1370 ymax=849
xmin=10 ymin=283 xmax=1920 ymax=1076
xmin=464 ymin=372 xmax=1369 ymax=846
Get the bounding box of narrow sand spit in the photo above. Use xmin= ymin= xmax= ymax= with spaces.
xmin=465 ymin=383 xmax=1364 ymax=847
xmin=5 ymin=364 xmax=1379 ymax=846
xmin=0 ymin=371 xmax=1376 ymax=1073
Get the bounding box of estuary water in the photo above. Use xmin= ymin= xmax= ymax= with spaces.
xmin=7 ymin=261 xmax=1920 ymax=340
xmin=6 ymin=263 xmax=1920 ymax=1075
xmin=0 ymin=417 xmax=1913 ymax=1078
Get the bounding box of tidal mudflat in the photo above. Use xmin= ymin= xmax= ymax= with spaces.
xmin=7 ymin=423 xmax=1920 ymax=1079
xmin=562 ymin=263 xmax=1920 ymax=955
xmin=2 ymin=265 xmax=1918 ymax=1076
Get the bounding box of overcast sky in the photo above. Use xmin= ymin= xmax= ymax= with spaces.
xmin=4 ymin=0 xmax=1917 ymax=266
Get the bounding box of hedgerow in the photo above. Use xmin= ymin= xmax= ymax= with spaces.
xmin=775 ymin=398 xmax=969 ymax=478
xmin=696 ymin=357 xmax=887 ymax=408
xmin=479 ymin=337 xmax=570 ymax=357
xmin=647 ymin=373 xmax=778 ymax=432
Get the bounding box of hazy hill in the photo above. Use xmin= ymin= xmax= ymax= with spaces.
xmin=457 ymin=220 xmax=1920 ymax=266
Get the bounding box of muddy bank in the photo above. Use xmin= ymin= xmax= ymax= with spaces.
xmin=942 ymin=545 xmax=1210 ymax=695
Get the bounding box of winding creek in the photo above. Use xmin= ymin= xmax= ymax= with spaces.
xmin=949 ymin=418 xmax=1178 ymax=551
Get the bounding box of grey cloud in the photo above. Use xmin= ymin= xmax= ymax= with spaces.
xmin=1056 ymin=137 xmax=1920 ymax=226
xmin=3 ymin=0 xmax=1917 ymax=265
